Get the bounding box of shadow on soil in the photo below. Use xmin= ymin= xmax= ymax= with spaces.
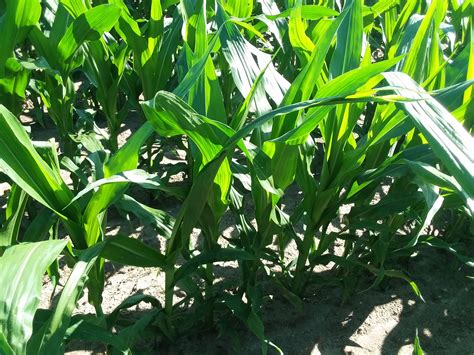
xmin=160 ymin=249 xmax=474 ymax=354
xmin=65 ymin=247 xmax=474 ymax=354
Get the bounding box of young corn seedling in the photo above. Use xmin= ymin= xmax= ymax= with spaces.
xmin=28 ymin=2 xmax=122 ymax=154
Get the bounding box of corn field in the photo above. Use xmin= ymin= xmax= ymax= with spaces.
xmin=0 ymin=0 xmax=473 ymax=353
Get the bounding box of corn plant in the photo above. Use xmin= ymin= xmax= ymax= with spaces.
xmin=28 ymin=2 xmax=122 ymax=153
xmin=0 ymin=0 xmax=472 ymax=353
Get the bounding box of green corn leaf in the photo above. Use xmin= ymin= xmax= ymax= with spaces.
xmin=257 ymin=0 xmax=286 ymax=49
xmin=57 ymin=4 xmax=122 ymax=71
xmin=174 ymin=248 xmax=256 ymax=283
xmin=0 ymin=185 xmax=28 ymax=247
xmin=116 ymin=195 xmax=175 ymax=239
xmin=230 ymin=58 xmax=271 ymax=130
xmin=182 ymin=0 xmax=226 ymax=122
xmin=22 ymin=209 xmax=58 ymax=243
xmin=272 ymin=6 xmax=349 ymax=137
xmin=155 ymin=10 xmax=183 ymax=91
xmin=222 ymin=293 xmax=268 ymax=352
xmin=0 ymin=0 xmax=40 ymax=111
xmin=27 ymin=27 xmax=58 ymax=72
xmin=266 ymin=5 xmax=338 ymax=20
xmin=387 ymin=0 xmax=418 ymax=52
xmin=369 ymin=0 xmax=398 ymax=19
xmin=101 ymin=235 xmax=167 ymax=268
xmin=222 ymin=0 xmax=254 ymax=18
xmin=413 ymin=329 xmax=424 ymax=355
xmin=29 ymin=243 xmax=104 ymax=354
xmin=163 ymin=0 xmax=180 ymax=7
xmin=142 ymin=91 xmax=233 ymax=217
xmin=109 ymin=0 xmax=145 ymax=53
xmin=60 ymin=0 xmax=89 ymax=17
xmin=263 ymin=58 xmax=400 ymax=190
xmin=0 ymin=332 xmax=14 ymax=355
xmin=0 ymin=0 xmax=41 ymax=75
xmin=223 ymin=88 xmax=402 ymax=153
xmin=65 ymin=316 xmax=128 ymax=352
xmin=464 ymin=20 xmax=474 ymax=103
xmin=48 ymin=4 xmax=75 ymax=49
xmin=110 ymin=0 xmax=167 ymax=99
xmin=173 ymin=29 xmax=221 ymax=98
xmin=0 ymin=105 xmax=83 ymax=246
xmin=165 ymin=91 xmax=402 ymax=254
xmin=216 ymin=3 xmax=290 ymax=115
xmin=107 ymin=294 xmax=162 ymax=327
xmin=0 ymin=59 xmax=30 ymax=113
xmin=82 ymin=40 xmax=123 ymax=139
xmin=405 ymin=177 xmax=444 ymax=249
xmin=329 ymin=0 xmax=363 ymax=78
xmin=431 ymin=79 xmax=474 ymax=111
xmin=420 ymin=236 xmax=474 ymax=267
xmin=384 ymin=72 xmax=474 ymax=211
xmin=83 ymin=122 xmax=155 ymax=246
xmin=70 ymin=169 xmax=168 ymax=205
xmin=138 ymin=0 xmax=164 ymax=99
xmin=167 ymin=153 xmax=228 ymax=254
xmin=117 ymin=308 xmax=162 ymax=349
xmin=288 ymin=0 xmax=315 ymax=64
xmin=274 ymin=57 xmax=402 ymax=143
xmin=0 ymin=240 xmax=67 ymax=354
xmin=395 ymin=0 xmax=446 ymax=82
